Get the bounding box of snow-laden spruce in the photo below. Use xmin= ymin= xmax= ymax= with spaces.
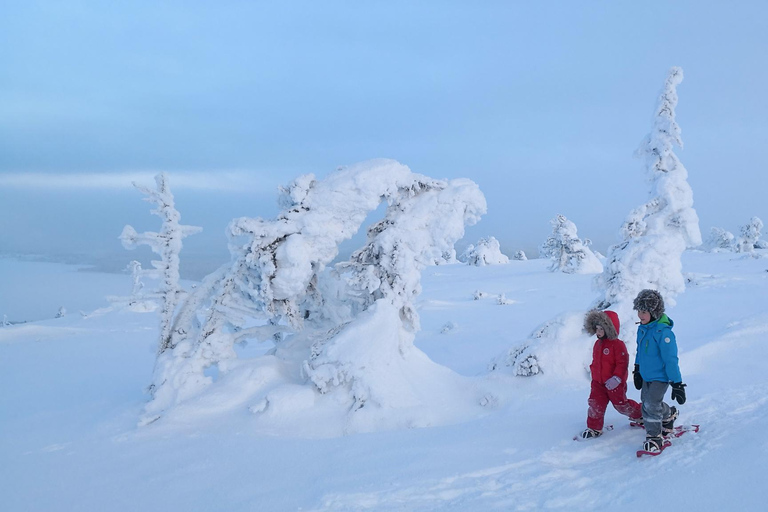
xmin=702 ymin=218 xmax=765 ymax=254
xmin=735 ymin=216 xmax=764 ymax=253
xmin=594 ymin=66 xmax=701 ymax=325
xmin=119 ymin=173 xmax=202 ymax=352
xmin=142 ymin=159 xmax=488 ymax=429
xmin=460 ymin=236 xmax=509 ymax=266
xmin=703 ymin=227 xmax=736 ymax=253
xmin=539 ymin=214 xmax=602 ymax=274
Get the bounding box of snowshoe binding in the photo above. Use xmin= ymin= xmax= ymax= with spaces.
xmin=573 ymin=425 xmax=613 ymax=441
xmin=636 ymin=436 xmax=671 ymax=457
xmin=662 ymin=406 xmax=678 ymax=437
xmin=580 ymin=428 xmax=603 ymax=439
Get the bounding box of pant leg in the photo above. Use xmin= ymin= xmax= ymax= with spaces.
xmin=641 ymin=381 xmax=671 ymax=437
xmin=607 ymin=382 xmax=642 ymax=420
xmin=587 ymin=381 xmax=610 ymax=431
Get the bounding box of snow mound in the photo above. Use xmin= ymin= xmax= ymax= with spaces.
xmin=460 ymin=236 xmax=509 ymax=266
xmin=489 ymin=312 xmax=592 ymax=380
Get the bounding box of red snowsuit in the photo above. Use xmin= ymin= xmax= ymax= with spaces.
xmin=587 ymin=311 xmax=642 ymax=431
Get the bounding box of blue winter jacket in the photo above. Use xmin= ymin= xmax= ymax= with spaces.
xmin=635 ymin=314 xmax=682 ymax=383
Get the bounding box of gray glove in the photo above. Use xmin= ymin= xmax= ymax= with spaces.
xmin=605 ymin=376 xmax=622 ymax=391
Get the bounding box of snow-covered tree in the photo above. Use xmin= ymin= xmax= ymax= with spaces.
xmin=539 ymin=214 xmax=602 ymax=274
xmin=126 ymin=260 xmax=145 ymax=298
xmin=142 ymin=160 xmax=486 ymax=426
xmin=514 ymin=250 xmax=527 ymax=261
xmin=703 ymin=227 xmax=735 ymax=252
xmin=120 ymin=173 xmax=202 ymax=354
xmin=55 ymin=307 xmax=66 ymax=318
xmin=306 ymin=176 xmax=485 ymax=412
xmin=594 ymin=67 xmax=701 ymax=324
xmin=103 ymin=260 xmax=164 ymax=316
xmin=735 ymin=217 xmax=763 ymax=253
xmin=459 ymin=237 xmax=509 ymax=266
xmin=106 ymin=260 xmax=159 ymax=312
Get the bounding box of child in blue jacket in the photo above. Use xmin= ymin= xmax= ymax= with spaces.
xmin=632 ymin=289 xmax=688 ymax=453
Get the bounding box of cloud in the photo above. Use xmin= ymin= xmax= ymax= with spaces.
xmin=0 ymin=170 xmax=282 ymax=192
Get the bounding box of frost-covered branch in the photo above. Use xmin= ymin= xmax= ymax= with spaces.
xmin=120 ymin=173 xmax=202 ymax=353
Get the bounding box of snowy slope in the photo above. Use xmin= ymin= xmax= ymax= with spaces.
xmin=1 ymin=252 xmax=767 ymax=511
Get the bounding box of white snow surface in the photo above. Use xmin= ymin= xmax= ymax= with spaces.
xmin=1 ymin=251 xmax=767 ymax=511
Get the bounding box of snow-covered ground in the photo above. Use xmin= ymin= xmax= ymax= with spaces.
xmin=1 ymin=251 xmax=767 ymax=511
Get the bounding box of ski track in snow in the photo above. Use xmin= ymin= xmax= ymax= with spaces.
xmin=312 ymin=381 xmax=766 ymax=512
xmin=0 ymin=324 xmax=90 ymax=344
xmin=311 ymin=348 xmax=768 ymax=510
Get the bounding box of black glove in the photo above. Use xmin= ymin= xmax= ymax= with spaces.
xmin=633 ymin=364 xmax=643 ymax=390
xmin=671 ymin=382 xmax=687 ymax=404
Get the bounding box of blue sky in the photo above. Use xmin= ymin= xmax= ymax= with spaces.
xmin=1 ymin=1 xmax=766 ymax=274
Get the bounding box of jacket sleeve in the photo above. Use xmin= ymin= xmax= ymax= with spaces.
xmin=634 ymin=329 xmax=641 ymax=366
xmin=658 ymin=328 xmax=682 ymax=382
xmin=614 ymin=339 xmax=630 ymax=383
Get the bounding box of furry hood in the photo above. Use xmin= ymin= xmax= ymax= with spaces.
xmin=584 ymin=309 xmax=620 ymax=339
xmin=633 ymin=289 xmax=665 ymax=320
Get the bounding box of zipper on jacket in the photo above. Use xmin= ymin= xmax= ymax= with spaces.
xmin=638 ymin=327 xmax=649 ymax=354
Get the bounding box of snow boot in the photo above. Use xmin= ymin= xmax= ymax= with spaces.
xmin=642 ymin=436 xmax=665 ymax=454
xmin=662 ymin=406 xmax=678 ymax=437
xmin=580 ymin=428 xmax=603 ymax=439
xmin=629 ymin=416 xmax=644 ymax=427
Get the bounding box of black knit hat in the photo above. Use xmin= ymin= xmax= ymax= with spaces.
xmin=633 ymin=289 xmax=665 ymax=320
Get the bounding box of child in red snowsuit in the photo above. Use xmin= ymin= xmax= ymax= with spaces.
xmin=580 ymin=309 xmax=642 ymax=439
